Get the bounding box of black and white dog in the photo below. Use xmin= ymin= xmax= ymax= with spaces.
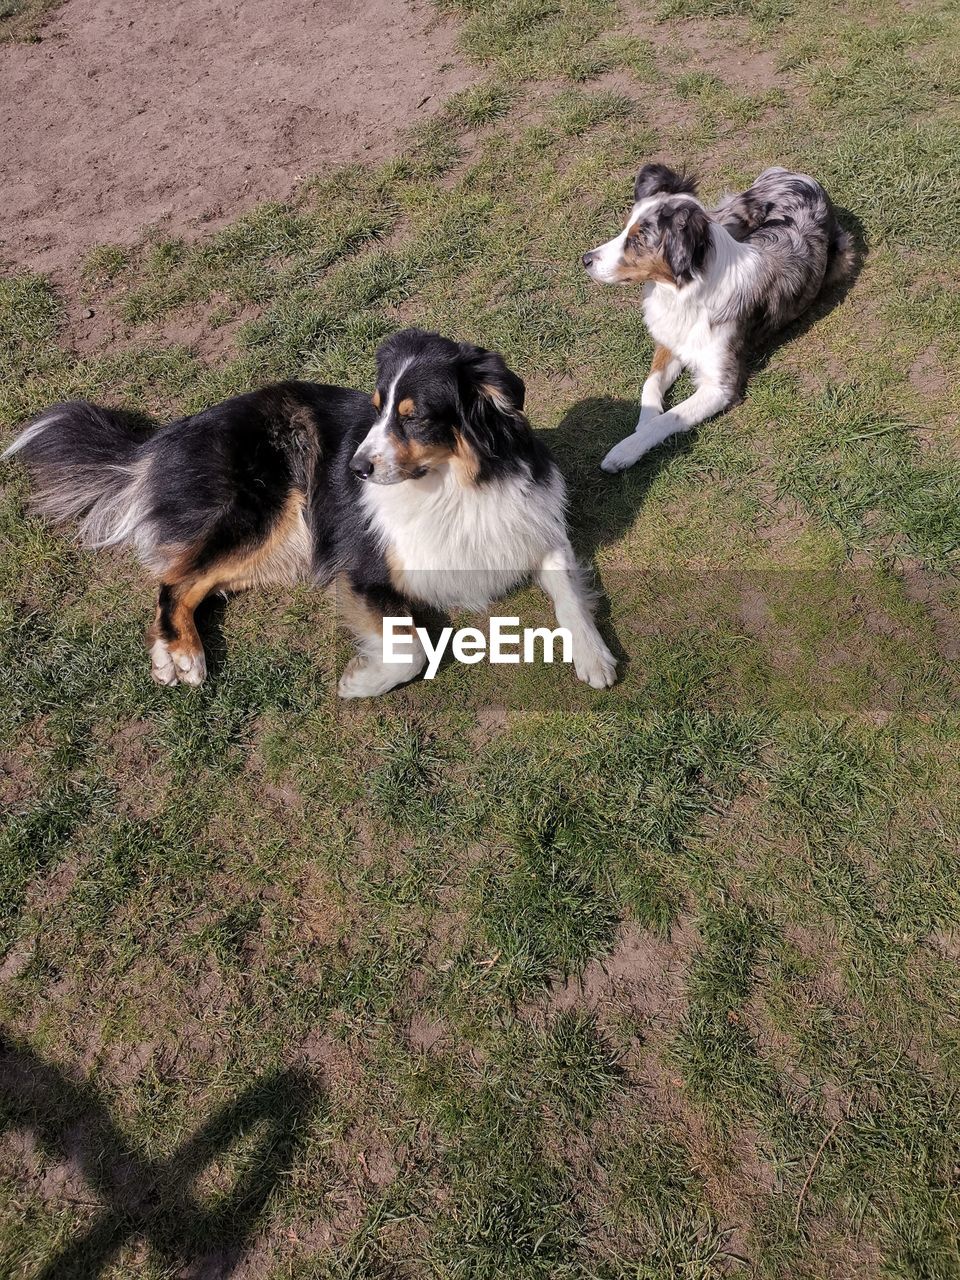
xmin=4 ymin=329 xmax=616 ymax=697
xmin=582 ymin=164 xmax=854 ymax=472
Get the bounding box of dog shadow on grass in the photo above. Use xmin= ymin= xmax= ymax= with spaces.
xmin=543 ymin=398 xmax=695 ymax=676
xmin=0 ymin=1032 xmax=320 ymax=1279
xmin=192 ymin=592 xmax=232 ymax=684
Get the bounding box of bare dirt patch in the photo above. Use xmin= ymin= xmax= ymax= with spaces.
xmin=666 ymin=19 xmax=783 ymax=92
xmin=0 ymin=0 xmax=474 ymax=277
xmin=539 ymin=918 xmax=697 ymax=1034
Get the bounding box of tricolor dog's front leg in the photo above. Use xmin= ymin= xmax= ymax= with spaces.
xmin=536 ymin=544 xmax=617 ymax=689
xmin=336 ymin=576 xmax=426 ymax=698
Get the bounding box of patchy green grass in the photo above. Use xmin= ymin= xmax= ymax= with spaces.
xmin=0 ymin=0 xmax=60 ymax=41
xmin=1 ymin=0 xmax=959 ymax=1277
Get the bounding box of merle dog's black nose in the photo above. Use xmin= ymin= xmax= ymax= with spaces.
xmin=350 ymin=454 xmax=374 ymax=479
xmin=582 ymin=251 xmax=596 ymax=268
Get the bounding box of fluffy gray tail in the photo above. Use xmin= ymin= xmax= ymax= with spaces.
xmin=824 ymin=223 xmax=857 ymax=290
xmin=3 ymin=401 xmax=151 ymax=549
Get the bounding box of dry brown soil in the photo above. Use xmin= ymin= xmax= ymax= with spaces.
xmin=0 ymin=0 xmax=475 ymax=275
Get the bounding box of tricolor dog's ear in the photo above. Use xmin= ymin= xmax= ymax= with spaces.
xmin=634 ymin=162 xmax=698 ymax=202
xmin=658 ymin=201 xmax=711 ymax=285
xmin=457 ymin=342 xmax=526 ymax=421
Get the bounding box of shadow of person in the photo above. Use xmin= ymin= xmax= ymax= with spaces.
xmin=0 ymin=1032 xmax=321 ymax=1279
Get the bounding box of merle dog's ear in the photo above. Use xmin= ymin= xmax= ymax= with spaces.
xmin=658 ymin=202 xmax=711 ymax=285
xmin=634 ymin=163 xmax=698 ymax=202
xmin=457 ymin=342 xmax=526 ymax=421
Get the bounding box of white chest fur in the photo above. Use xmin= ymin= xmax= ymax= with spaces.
xmin=642 ymin=233 xmax=758 ymax=377
xmin=643 ymin=283 xmax=718 ymax=370
xmin=360 ymin=464 xmax=567 ymax=611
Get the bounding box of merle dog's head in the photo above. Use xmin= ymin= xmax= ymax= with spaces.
xmin=582 ymin=163 xmax=711 ymax=288
xmin=349 ymin=328 xmax=528 ymax=486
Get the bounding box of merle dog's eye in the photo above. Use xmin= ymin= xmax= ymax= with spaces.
xmin=626 ymin=219 xmax=650 ymax=248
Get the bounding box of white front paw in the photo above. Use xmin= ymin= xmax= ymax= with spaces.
xmin=601 ymin=434 xmax=649 ymax=473
xmin=574 ymin=641 xmax=617 ymax=689
xmin=338 ymin=657 xmax=387 ymax=699
xmin=338 ymin=656 xmax=421 ymax=699
xmin=172 ymin=648 xmax=207 ymax=686
xmin=150 ymin=639 xmax=178 ymax=686
xmin=150 ymin=638 xmax=207 ymax=686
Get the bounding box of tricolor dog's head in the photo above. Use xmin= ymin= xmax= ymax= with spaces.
xmin=349 ymin=328 xmax=527 ymax=486
xmin=582 ymin=163 xmax=712 ymax=288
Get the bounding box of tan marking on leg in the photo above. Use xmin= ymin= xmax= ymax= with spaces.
xmin=166 ymin=593 xmax=206 ymax=684
xmin=651 ymin=344 xmax=676 ymax=374
xmin=335 ymin=574 xmax=384 ymax=646
xmin=168 ymin=489 xmax=312 ymax=595
xmin=148 ymin=488 xmax=312 ymax=686
xmin=384 ymin=546 xmax=408 ymax=598
xmin=146 ymin=584 xmax=206 ymax=686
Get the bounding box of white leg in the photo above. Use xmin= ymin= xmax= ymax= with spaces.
xmin=337 ymin=627 xmax=427 ymax=699
xmin=601 ymin=382 xmax=732 ymax=474
xmin=636 ymin=348 xmax=683 ymax=428
xmin=536 ymin=545 xmax=617 ymax=689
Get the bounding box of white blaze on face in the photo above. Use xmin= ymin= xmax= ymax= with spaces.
xmin=583 ymin=201 xmax=641 ymax=283
xmin=584 ymin=199 xmax=663 ymax=283
xmin=352 ymin=358 xmax=412 ymax=482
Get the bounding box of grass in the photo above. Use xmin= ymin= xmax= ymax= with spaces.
xmin=0 ymin=0 xmax=60 ymax=41
xmin=1 ymin=0 xmax=959 ymax=1276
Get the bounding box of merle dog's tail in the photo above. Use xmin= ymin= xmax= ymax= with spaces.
xmin=3 ymin=402 xmax=153 ymax=550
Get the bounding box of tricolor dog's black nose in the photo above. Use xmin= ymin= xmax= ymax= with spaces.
xmin=350 ymin=454 xmax=374 ymax=479
xmin=582 ymin=251 xmax=596 ymax=269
